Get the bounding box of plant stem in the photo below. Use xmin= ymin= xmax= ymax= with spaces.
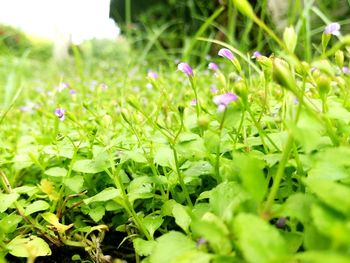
xmin=171 ymin=146 xmax=193 ymax=208
xmin=264 ymin=134 xmax=294 ymax=213
xmin=215 ymin=109 xmax=228 ymax=182
xmin=105 ymin=166 xmax=152 ymax=241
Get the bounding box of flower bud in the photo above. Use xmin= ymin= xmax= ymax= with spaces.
xmin=283 ymin=26 xmax=297 ymax=53
xmin=335 ymin=50 xmax=344 ymax=69
xmin=197 ymin=115 xmax=210 ymax=129
xmin=232 ymin=0 xmax=256 ymax=20
xmin=273 ymin=58 xmax=297 ymax=94
xmin=234 ymin=81 xmax=248 ymax=102
xmin=316 ymin=75 xmax=331 ymax=96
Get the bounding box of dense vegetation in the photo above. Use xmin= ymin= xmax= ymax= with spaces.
xmin=1 ymin=0 xmax=350 ymax=262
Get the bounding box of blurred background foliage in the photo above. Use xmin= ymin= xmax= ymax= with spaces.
xmin=0 ymin=24 xmax=52 ymax=61
xmin=110 ymin=0 xmax=350 ymax=61
xmin=1 ymin=0 xmax=350 ymax=63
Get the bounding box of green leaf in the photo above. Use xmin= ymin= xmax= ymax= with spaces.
xmin=133 ymin=238 xmax=157 ymax=257
xmin=311 ymin=204 xmax=350 ymax=244
xmin=172 ymin=203 xmax=191 ymax=233
xmin=233 ymin=213 xmax=288 ymax=263
xmin=175 ymin=251 xmax=212 ymax=263
xmin=44 ymin=167 xmax=67 ymax=177
xmin=295 ymin=251 xmax=350 ymax=263
xmin=24 ymin=200 xmax=50 ymax=215
xmin=128 ymin=176 xmax=155 ymax=204
xmin=0 ymin=214 xmax=23 ymax=234
xmin=64 ymin=175 xmax=84 ymax=193
xmin=210 ymin=182 xmax=250 ymax=222
xmin=149 ymin=231 xmax=196 ymax=263
xmin=191 ymin=212 xmax=232 ymax=255
xmin=327 ymin=100 xmax=350 ymax=122
xmin=125 ymin=150 xmax=148 ymax=163
xmin=307 ymin=147 xmax=350 ymax=181
xmin=234 ymin=154 xmax=267 ymax=203
xmin=304 ymin=178 xmax=350 ymax=215
xmin=88 ymin=205 xmax=105 ymax=222
xmin=276 ymin=193 xmax=314 ymax=224
xmin=203 ymin=130 xmax=220 ymax=153
xmin=72 ymin=159 xmax=110 ymax=174
xmin=6 ymin=236 xmax=51 ymax=258
xmin=176 ymin=137 xmax=207 ymax=160
xmin=41 ymin=212 xmax=73 ymax=233
xmin=183 ymin=161 xmax=213 ymax=177
xmin=143 ymin=215 xmax=164 ymax=238
xmin=84 ymin=187 xmax=120 ymax=204
xmin=291 ymin=110 xmax=329 ymax=153
xmin=0 ymin=193 xmax=19 ymax=212
xmin=154 ymin=146 xmax=175 ymax=168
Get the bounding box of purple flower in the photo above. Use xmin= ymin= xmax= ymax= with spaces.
xmin=177 ymin=62 xmax=193 ymax=77
xmin=210 ymin=85 xmax=218 ymax=94
xmin=218 ymin=48 xmax=234 ymax=60
xmin=56 ymin=82 xmax=69 ymax=92
xmin=190 ymin=99 xmax=197 ymax=106
xmin=294 ymin=97 xmax=299 ymax=105
xmin=251 ymin=51 xmax=262 ymax=59
xmin=100 ymin=83 xmax=108 ymax=90
xmin=208 ymin=62 xmax=219 ymax=71
xmin=20 ymin=102 xmax=39 ymax=113
xmin=69 ymin=89 xmax=76 ymax=95
xmin=147 ymin=70 xmax=158 ymax=79
xmin=324 ymin=22 xmax=340 ymax=36
xmin=342 ymin=66 xmax=350 ymax=74
xmin=55 ymin=108 xmax=66 ymax=121
xmin=213 ymin=92 xmax=237 ymax=112
xmin=146 ymin=83 xmax=153 ymax=90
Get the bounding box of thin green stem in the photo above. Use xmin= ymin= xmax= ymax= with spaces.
xmin=215 ymin=109 xmax=228 ymax=182
xmin=105 ymin=166 xmax=152 ymax=241
xmin=264 ymin=134 xmax=294 ymax=213
xmin=171 ymin=145 xmax=193 ymax=208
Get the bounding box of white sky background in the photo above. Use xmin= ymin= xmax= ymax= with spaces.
xmin=0 ymin=0 xmax=119 ymax=44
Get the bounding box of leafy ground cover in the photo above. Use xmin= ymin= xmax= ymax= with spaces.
xmin=2 ymin=1 xmax=350 ymax=263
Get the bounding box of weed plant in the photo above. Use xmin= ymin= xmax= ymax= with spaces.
xmin=1 ymin=0 xmax=350 ymax=262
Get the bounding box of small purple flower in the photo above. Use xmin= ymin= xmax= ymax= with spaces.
xmin=218 ymin=48 xmax=234 ymax=60
xmin=177 ymin=62 xmax=193 ymax=77
xmin=55 ymin=108 xmax=66 ymax=121
xmin=213 ymin=92 xmax=237 ymax=112
xmin=20 ymin=102 xmax=39 ymax=113
xmin=324 ymin=22 xmax=341 ymax=36
xmin=190 ymin=99 xmax=197 ymax=106
xmin=294 ymin=97 xmax=299 ymax=105
xmin=56 ymin=82 xmax=69 ymax=92
xmin=146 ymin=83 xmax=153 ymax=90
xmin=196 ymin=238 xmax=207 ymax=247
xmin=311 ymin=67 xmax=317 ymax=73
xmin=208 ymin=62 xmax=219 ymax=71
xmin=342 ymin=66 xmax=350 ymax=74
xmin=69 ymin=89 xmax=77 ymax=95
xmin=100 ymin=83 xmax=108 ymax=90
xmin=251 ymin=51 xmax=262 ymax=59
xmin=147 ymin=70 xmax=158 ymax=79
xmin=276 ymin=217 xmax=287 ymax=229
xmin=210 ymin=85 xmax=218 ymax=94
